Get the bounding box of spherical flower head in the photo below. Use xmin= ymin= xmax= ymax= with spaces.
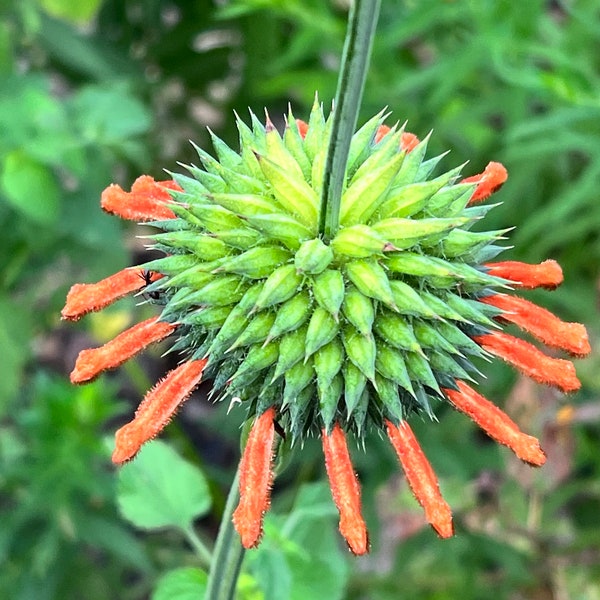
xmin=62 ymin=100 xmax=590 ymax=555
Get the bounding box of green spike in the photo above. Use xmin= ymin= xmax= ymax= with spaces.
xmin=244 ymin=213 xmax=314 ymax=250
xmin=309 ymin=109 xmax=334 ymax=197
xmin=331 ymin=224 xmax=389 ymax=258
xmin=303 ymin=96 xmax=326 ymax=161
xmin=318 ymin=373 xmax=343 ymax=430
xmin=272 ymin=325 xmax=308 ymax=381
xmin=266 ymin=291 xmax=311 ymax=341
xmin=289 ymin=384 xmax=315 ymax=440
xmin=167 ymin=171 xmax=208 ymax=196
xmin=426 ymin=183 xmax=475 ymax=217
xmin=253 ymin=264 xmax=302 ymax=310
xmin=294 ymin=238 xmax=334 ymax=275
xmin=419 ymin=290 xmax=468 ymax=321
xmin=213 ymin=246 xmax=290 ymax=279
xmin=228 ymin=311 xmax=276 ymax=351
xmin=393 ymin=132 xmax=431 ymax=186
xmin=386 ymin=252 xmax=458 ymax=278
xmin=345 ymin=259 xmax=396 ymax=308
xmin=256 ymin=153 xmax=318 ymax=227
xmin=283 ymin=361 xmax=315 ymax=405
xmin=184 ymin=164 xmax=227 ymax=194
xmin=183 ymin=275 xmax=248 ymax=307
xmin=372 ymin=217 xmax=469 ymax=249
xmin=388 ymin=280 xmax=439 ymax=319
xmin=346 ymin=109 xmax=389 ymax=177
xmin=444 ymin=293 xmax=498 ymax=327
xmin=352 ymin=387 xmax=370 ymax=434
xmin=208 ymin=193 xmax=283 ymax=218
xmin=264 ymin=113 xmax=306 ymax=179
xmin=375 ymin=166 xmax=462 ymax=220
xmin=375 ymin=343 xmax=415 ymax=396
xmin=313 ymin=338 xmax=344 ymax=388
xmin=231 ymin=342 xmax=279 ymax=381
xmin=284 ymin=110 xmax=312 ymax=180
xmin=429 ymin=352 xmax=473 ymax=382
xmin=141 ymin=254 xmax=198 ymax=275
xmin=342 ymin=326 xmax=376 ymax=381
xmin=413 ymin=320 xmax=460 ymax=354
xmin=340 ymin=150 xmax=405 ymax=226
xmin=209 ymin=228 xmax=264 ymax=250
xmin=304 ymin=307 xmax=339 ymax=360
xmin=341 ymin=285 xmax=374 ymax=338
xmin=182 ymin=202 xmax=247 ymax=233
xmin=405 ymin=351 xmax=441 ymax=394
xmin=182 ymin=306 xmax=231 ymax=329
xmin=207 ymin=128 xmax=242 ymax=170
xmin=343 ymin=361 xmax=367 ymax=417
xmin=235 ymin=111 xmax=263 ymax=180
xmin=373 ymin=311 xmax=422 ymax=354
xmin=152 ymin=231 xmax=230 ymax=261
xmin=349 ymin=126 xmax=403 ymax=186
xmin=311 ymin=269 xmax=344 ymax=320
xmin=374 ymin=374 xmax=403 ymax=422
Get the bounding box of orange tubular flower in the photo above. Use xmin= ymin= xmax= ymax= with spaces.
xmin=461 ymin=161 xmax=508 ymax=204
xmin=443 ymin=381 xmax=546 ymax=466
xmin=101 ymin=175 xmax=181 ymax=222
xmin=63 ymin=106 xmax=590 ymax=554
xmin=62 ymin=268 xmax=154 ymax=321
xmin=322 ymin=423 xmax=369 ymax=555
xmin=232 ymin=407 xmax=277 ymax=549
xmin=385 ymin=420 xmax=453 ymax=538
xmin=481 ymin=293 xmax=591 ymax=357
xmin=485 ymin=259 xmax=564 ymax=289
xmin=474 ymin=331 xmax=581 ymax=392
xmin=112 ymin=358 xmax=208 ymax=464
xmin=71 ymin=317 xmax=176 ymax=383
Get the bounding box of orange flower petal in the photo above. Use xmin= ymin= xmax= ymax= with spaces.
xmin=462 ymin=161 xmax=508 ymax=205
xmin=474 ymin=331 xmax=581 ymax=392
xmin=101 ymin=175 xmax=180 ymax=222
xmin=232 ymin=407 xmax=277 ymax=549
xmin=374 ymin=124 xmax=420 ymax=152
xmin=70 ymin=317 xmax=176 ymax=384
xmin=444 ymin=380 xmax=546 ymax=466
xmin=482 ymin=293 xmax=590 ymax=357
xmin=322 ymin=423 xmax=369 ymax=555
xmin=112 ymin=359 xmax=207 ymax=463
xmin=61 ymin=268 xmax=148 ymax=321
xmin=385 ymin=420 xmax=454 ymax=538
xmin=296 ymin=119 xmax=309 ymax=139
xmin=485 ymin=260 xmax=563 ymax=289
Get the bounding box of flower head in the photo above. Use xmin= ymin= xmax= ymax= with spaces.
xmin=63 ymin=102 xmax=590 ymax=554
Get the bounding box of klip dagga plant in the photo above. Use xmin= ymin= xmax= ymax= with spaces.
xmin=62 ymin=101 xmax=590 ymax=556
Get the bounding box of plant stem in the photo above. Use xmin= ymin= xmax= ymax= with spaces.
xmin=318 ymin=0 xmax=381 ymax=241
xmin=205 ymin=467 xmax=245 ymax=600
xmin=184 ymin=525 xmax=213 ymax=569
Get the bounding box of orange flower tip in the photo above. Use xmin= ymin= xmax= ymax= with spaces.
xmin=485 ymin=260 xmax=564 ymax=289
xmin=432 ymin=517 xmax=454 ymax=539
xmin=345 ymin=528 xmax=370 ymax=556
xmin=100 ymin=176 xmax=178 ymax=222
xmin=517 ymin=436 xmax=547 ymax=467
xmin=462 ymin=161 xmax=508 ymax=204
xmin=112 ymin=424 xmax=143 ymax=464
xmin=296 ymin=119 xmax=309 ymax=139
xmin=232 ymin=510 xmax=264 ymax=549
xmin=61 ymin=268 xmax=150 ymax=320
xmin=400 ymin=131 xmax=420 ymax=153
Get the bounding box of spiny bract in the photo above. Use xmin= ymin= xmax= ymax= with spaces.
xmin=142 ymin=102 xmax=506 ymax=441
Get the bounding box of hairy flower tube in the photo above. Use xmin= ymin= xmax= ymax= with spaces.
xmin=62 ymin=103 xmax=590 ymax=555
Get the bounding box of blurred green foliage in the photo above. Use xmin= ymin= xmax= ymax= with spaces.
xmin=1 ymin=0 xmax=599 ymax=598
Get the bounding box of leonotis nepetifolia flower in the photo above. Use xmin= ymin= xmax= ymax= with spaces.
xmin=62 ymin=102 xmax=590 ymax=555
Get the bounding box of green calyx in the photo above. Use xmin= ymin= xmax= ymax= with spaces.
xmin=143 ymin=102 xmax=507 ymax=441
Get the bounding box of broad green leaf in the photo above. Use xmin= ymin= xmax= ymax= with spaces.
xmin=117 ymin=440 xmax=211 ymax=530
xmin=152 ymin=567 xmax=207 ymax=600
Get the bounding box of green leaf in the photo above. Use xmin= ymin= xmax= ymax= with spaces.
xmin=0 ymin=151 xmax=60 ymax=224
xmin=40 ymin=0 xmax=103 ymax=23
xmin=152 ymin=567 xmax=207 ymax=600
xmin=117 ymin=440 xmax=211 ymax=531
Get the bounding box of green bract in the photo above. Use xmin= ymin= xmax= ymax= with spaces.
xmin=144 ymin=103 xmax=507 ymax=440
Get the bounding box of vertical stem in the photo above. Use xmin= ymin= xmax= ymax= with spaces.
xmin=205 ymin=467 xmax=245 ymax=600
xmin=318 ymin=0 xmax=381 ymax=241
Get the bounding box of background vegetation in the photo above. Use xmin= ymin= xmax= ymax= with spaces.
xmin=1 ymin=0 xmax=599 ymax=598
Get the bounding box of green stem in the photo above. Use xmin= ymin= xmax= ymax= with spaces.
xmin=318 ymin=0 xmax=381 ymax=241
xmin=205 ymin=467 xmax=245 ymax=600
xmin=184 ymin=525 xmax=213 ymax=569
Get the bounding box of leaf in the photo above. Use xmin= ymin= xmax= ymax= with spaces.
xmin=152 ymin=567 xmax=207 ymax=600
xmin=117 ymin=440 xmax=212 ymax=531
xmin=0 ymin=151 xmax=60 ymax=224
